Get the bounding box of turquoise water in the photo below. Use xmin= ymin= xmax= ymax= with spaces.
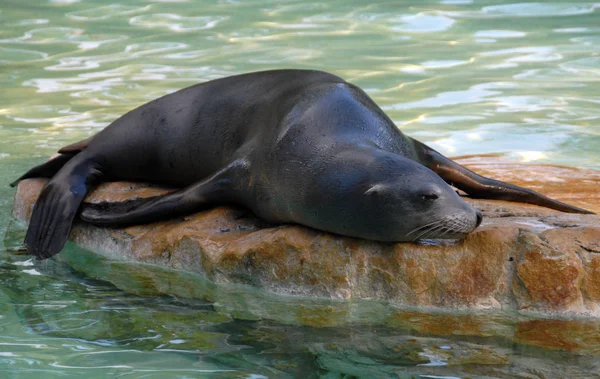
xmin=1 ymin=0 xmax=600 ymax=377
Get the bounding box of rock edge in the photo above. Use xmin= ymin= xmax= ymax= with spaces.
xmin=11 ymin=157 xmax=600 ymax=316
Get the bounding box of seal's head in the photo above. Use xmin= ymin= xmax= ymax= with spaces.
xmin=359 ymin=166 xmax=483 ymax=242
xmin=308 ymin=150 xmax=482 ymax=242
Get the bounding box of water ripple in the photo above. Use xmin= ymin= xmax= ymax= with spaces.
xmin=45 ymin=42 xmax=187 ymax=71
xmin=262 ymin=3 xmax=328 ymax=16
xmin=385 ymin=86 xmax=500 ymax=111
xmin=0 ymin=47 xmax=48 ymax=63
xmin=129 ymin=14 xmax=227 ymax=32
xmin=481 ymin=3 xmax=600 ymax=17
xmin=446 ymin=3 xmax=600 ymax=18
xmin=16 ymin=19 xmax=49 ymax=26
xmin=561 ymin=57 xmax=600 ymax=74
xmin=0 ymin=27 xmax=127 ymax=49
xmin=388 ymin=13 xmax=456 ymax=33
xmin=421 ymin=59 xmax=470 ymax=68
xmin=479 ymin=46 xmax=563 ymax=63
xmin=248 ymin=47 xmax=322 ymax=63
xmin=571 ymin=36 xmax=600 ymax=50
xmin=67 ymin=4 xmax=150 ymax=21
xmin=474 ymin=30 xmax=526 ymax=39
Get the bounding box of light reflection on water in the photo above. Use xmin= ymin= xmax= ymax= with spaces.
xmin=1 ymin=0 xmax=600 ymax=376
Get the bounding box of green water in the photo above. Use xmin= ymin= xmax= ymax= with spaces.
xmin=1 ymin=0 xmax=600 ymax=377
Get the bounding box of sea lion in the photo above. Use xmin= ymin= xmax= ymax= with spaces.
xmin=12 ymin=69 xmax=592 ymax=259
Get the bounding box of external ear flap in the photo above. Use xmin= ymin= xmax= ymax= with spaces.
xmin=364 ymin=183 xmax=387 ymax=196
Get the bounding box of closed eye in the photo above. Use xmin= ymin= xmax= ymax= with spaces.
xmin=421 ymin=193 xmax=439 ymax=201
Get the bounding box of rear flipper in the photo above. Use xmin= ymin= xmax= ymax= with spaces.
xmin=11 ymin=135 xmax=94 ymax=188
xmin=25 ymin=156 xmax=103 ymax=259
xmin=413 ymin=139 xmax=594 ymax=214
xmin=79 ymin=161 xmax=244 ymax=226
xmin=10 ymin=153 xmax=75 ymax=187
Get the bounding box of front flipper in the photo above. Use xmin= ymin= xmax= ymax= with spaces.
xmin=79 ymin=161 xmax=246 ymax=226
xmin=412 ymin=139 xmax=594 ymax=214
xmin=25 ymin=156 xmax=103 ymax=259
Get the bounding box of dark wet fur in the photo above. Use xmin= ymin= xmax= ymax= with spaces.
xmin=10 ymin=153 xmax=75 ymax=187
xmin=22 ymin=155 xmax=102 ymax=259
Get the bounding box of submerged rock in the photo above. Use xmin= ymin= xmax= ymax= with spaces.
xmin=11 ymin=156 xmax=600 ymax=316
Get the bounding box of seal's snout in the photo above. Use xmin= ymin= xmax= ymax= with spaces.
xmin=475 ymin=209 xmax=483 ymax=228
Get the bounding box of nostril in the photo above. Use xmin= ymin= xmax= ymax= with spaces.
xmin=475 ymin=210 xmax=483 ymax=227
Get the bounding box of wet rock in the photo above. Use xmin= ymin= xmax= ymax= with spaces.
xmin=514 ymin=319 xmax=600 ymax=353
xmin=11 ymin=157 xmax=600 ymax=316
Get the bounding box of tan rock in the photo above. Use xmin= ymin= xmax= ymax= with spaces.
xmin=11 ymin=157 xmax=600 ymax=316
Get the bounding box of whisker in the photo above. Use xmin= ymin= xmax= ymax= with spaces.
xmin=428 ymin=225 xmax=450 ymax=239
xmin=414 ymin=225 xmax=438 ymax=240
xmin=437 ymin=227 xmax=453 ymax=239
xmin=411 ymin=213 xmax=478 ymax=241
xmin=415 ymin=223 xmax=446 ymax=240
xmin=406 ymin=219 xmax=445 ymax=237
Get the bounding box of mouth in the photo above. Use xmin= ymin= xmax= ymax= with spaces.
xmin=406 ymin=214 xmax=479 ymax=241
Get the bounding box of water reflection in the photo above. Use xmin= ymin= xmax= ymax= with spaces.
xmin=3 ymin=236 xmax=600 ymax=376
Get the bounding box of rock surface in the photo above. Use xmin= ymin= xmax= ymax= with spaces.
xmin=11 ymin=156 xmax=600 ymax=316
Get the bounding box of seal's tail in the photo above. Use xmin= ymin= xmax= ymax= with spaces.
xmin=412 ymin=138 xmax=594 ymax=215
xmin=10 ymin=154 xmax=76 ymax=187
xmin=25 ymin=155 xmax=103 ymax=259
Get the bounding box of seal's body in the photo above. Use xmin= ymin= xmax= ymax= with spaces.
xmin=14 ymin=70 xmax=592 ymax=259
